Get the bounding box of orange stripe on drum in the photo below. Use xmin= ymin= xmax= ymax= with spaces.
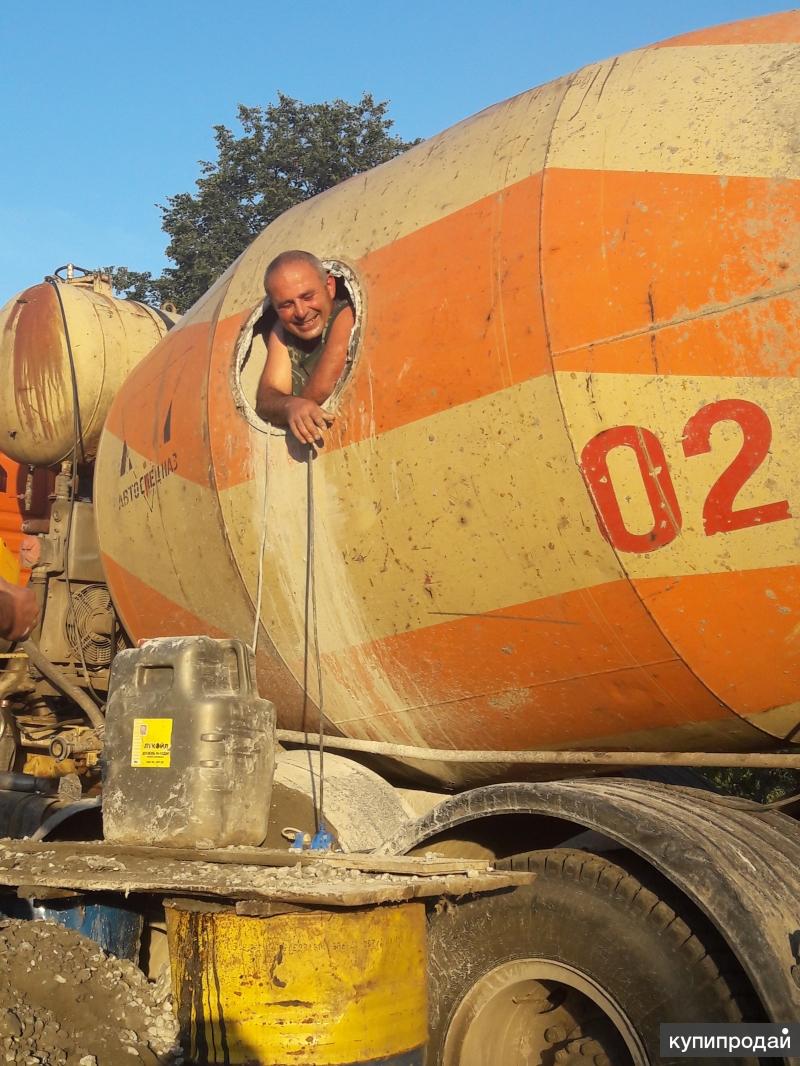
xmin=101 ymin=552 xmax=229 ymax=642
xmin=104 ymin=318 xmax=215 ymax=483
xmin=543 ymin=168 xmax=800 ymax=364
xmin=322 ymin=658 xmax=733 ymax=755
xmin=634 ymin=563 xmax=800 ymax=719
xmin=104 ymin=306 xmax=256 ymax=493
xmin=208 ymin=308 xmax=261 ymax=487
xmin=654 ymin=11 xmax=800 ymax=47
xmin=336 ymin=172 xmax=549 ymax=445
xmin=304 ymin=579 xmax=738 ymax=749
xmin=552 ymin=293 xmax=800 ymax=379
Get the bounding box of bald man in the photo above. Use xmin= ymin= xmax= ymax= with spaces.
xmin=256 ymin=250 xmax=355 ymax=446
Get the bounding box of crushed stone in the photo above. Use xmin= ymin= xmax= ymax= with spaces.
xmin=0 ymin=920 xmax=181 ymax=1066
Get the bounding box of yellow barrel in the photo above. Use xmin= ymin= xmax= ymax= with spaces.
xmin=166 ymin=901 xmax=427 ymax=1065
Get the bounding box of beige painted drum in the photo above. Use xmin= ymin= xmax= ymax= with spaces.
xmin=95 ymin=12 xmax=800 ymax=787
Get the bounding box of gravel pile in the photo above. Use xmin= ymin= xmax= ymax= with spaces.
xmin=0 ymin=920 xmax=180 ymax=1066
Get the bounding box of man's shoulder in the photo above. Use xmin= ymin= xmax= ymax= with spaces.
xmin=261 ymin=320 xmax=291 ymax=353
xmin=331 ymin=296 xmax=353 ymax=318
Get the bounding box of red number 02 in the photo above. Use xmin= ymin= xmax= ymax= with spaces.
xmin=580 ymin=426 xmax=682 ymax=553
xmin=580 ymin=399 xmax=790 ymax=552
xmin=682 ymin=398 xmax=791 ymax=535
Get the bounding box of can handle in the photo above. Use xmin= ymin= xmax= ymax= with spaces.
xmin=232 ymin=639 xmax=254 ymax=694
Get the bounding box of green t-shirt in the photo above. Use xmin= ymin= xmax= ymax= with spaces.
xmin=285 ymin=298 xmax=350 ymax=396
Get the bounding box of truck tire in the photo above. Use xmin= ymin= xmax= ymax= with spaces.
xmin=426 ymin=849 xmax=756 ymax=1066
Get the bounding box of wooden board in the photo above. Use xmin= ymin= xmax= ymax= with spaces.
xmin=1 ymin=838 xmax=492 ymax=876
xmin=0 ymin=838 xmax=534 ymax=908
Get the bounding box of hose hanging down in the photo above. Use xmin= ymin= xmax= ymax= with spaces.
xmin=21 ymin=638 xmax=105 ymax=735
xmin=250 ymin=435 xmax=328 ymax=836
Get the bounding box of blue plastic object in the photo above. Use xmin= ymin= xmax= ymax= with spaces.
xmin=0 ymin=897 xmax=143 ymax=961
xmin=309 ymin=826 xmax=335 ymax=851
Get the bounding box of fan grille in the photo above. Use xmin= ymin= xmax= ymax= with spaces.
xmin=64 ymin=584 xmax=116 ymax=668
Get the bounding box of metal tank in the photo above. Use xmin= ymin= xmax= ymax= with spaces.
xmin=95 ymin=12 xmax=800 ymax=787
xmin=0 ymin=268 xmax=175 ymax=467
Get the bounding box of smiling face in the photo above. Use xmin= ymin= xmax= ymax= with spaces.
xmin=266 ymin=260 xmax=336 ymax=343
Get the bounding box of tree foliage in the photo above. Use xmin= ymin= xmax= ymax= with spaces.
xmin=703 ymin=767 xmax=800 ymax=804
xmin=112 ymin=93 xmax=418 ymax=312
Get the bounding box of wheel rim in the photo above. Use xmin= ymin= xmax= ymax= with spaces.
xmin=442 ymin=958 xmax=649 ymax=1066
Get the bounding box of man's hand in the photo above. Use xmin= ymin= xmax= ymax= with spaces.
xmin=0 ymin=578 xmax=39 ymax=642
xmin=285 ymin=397 xmax=335 ymax=446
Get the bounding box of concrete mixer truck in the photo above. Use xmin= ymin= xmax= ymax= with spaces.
xmin=0 ymin=9 xmax=798 ymax=1065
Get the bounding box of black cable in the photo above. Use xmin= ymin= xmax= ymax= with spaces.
xmin=53 ymin=265 xmax=93 ymax=281
xmin=45 ymin=277 xmax=86 ymax=465
xmin=306 ymin=448 xmax=325 ymax=831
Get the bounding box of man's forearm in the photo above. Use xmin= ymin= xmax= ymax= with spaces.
xmin=301 ymin=370 xmax=338 ymax=406
xmin=256 ymin=392 xmax=335 ymax=445
xmin=256 ymin=387 xmax=293 ymax=425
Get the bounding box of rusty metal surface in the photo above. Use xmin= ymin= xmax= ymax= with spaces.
xmin=95 ymin=13 xmax=800 ymax=786
xmin=378 ymin=777 xmax=800 ymax=1024
xmin=0 ymin=837 xmax=532 ymax=907
xmin=0 ymin=275 xmax=173 ymax=466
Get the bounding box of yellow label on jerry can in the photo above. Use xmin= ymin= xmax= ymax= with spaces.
xmin=131 ymin=718 xmax=173 ymax=768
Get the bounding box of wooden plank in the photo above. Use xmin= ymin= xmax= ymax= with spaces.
xmin=0 ymin=837 xmax=491 ymax=877
xmin=0 ymin=848 xmax=533 ymax=908
xmin=16 ymin=886 xmax=81 ymax=901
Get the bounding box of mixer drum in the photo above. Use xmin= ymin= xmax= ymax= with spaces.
xmin=95 ymin=12 xmax=800 ymax=786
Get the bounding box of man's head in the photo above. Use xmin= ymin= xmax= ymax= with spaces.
xmin=264 ymin=250 xmax=336 ymax=343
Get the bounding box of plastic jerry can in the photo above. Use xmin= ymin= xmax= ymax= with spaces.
xmin=102 ymin=636 xmax=276 ymax=848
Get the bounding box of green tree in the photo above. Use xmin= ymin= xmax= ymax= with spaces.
xmin=703 ymin=767 xmax=799 ymax=804
xmin=112 ymin=93 xmax=418 ymax=312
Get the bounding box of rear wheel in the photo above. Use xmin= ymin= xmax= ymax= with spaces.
xmin=426 ymin=849 xmax=756 ymax=1066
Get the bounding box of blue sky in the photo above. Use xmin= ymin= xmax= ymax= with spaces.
xmin=0 ymin=1 xmax=794 ymax=303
